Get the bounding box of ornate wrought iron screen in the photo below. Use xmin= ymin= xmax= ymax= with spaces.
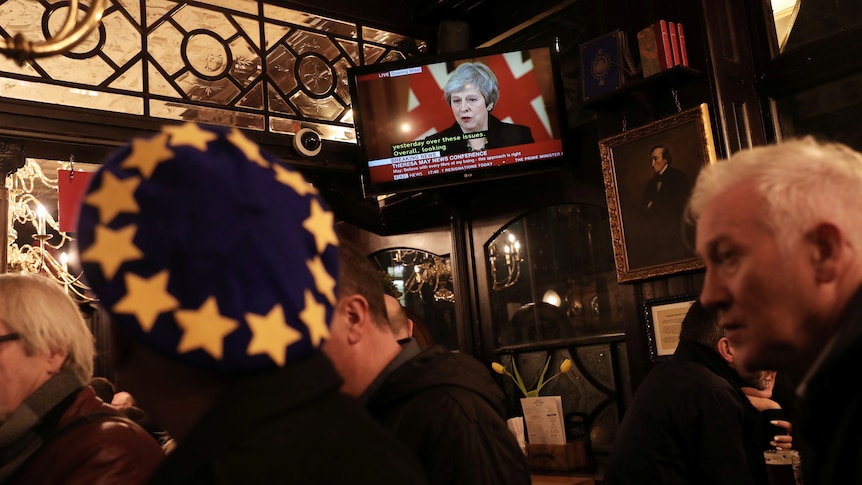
xmin=0 ymin=0 xmax=426 ymax=142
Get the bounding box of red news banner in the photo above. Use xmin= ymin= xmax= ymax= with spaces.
xmin=368 ymin=139 xmax=563 ymax=184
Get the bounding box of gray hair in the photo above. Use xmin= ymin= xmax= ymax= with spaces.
xmin=688 ymin=136 xmax=862 ymax=251
xmin=443 ymin=62 xmax=499 ymax=110
xmin=0 ymin=273 xmax=95 ymax=383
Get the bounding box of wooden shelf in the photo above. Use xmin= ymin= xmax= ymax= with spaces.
xmin=583 ymin=66 xmax=702 ymax=112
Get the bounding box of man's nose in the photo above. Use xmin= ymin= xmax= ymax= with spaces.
xmin=700 ymin=267 xmax=729 ymax=311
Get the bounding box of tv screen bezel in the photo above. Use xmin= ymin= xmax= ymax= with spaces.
xmin=348 ymin=40 xmax=570 ymax=197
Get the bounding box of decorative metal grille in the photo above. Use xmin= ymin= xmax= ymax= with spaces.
xmin=0 ymin=0 xmax=427 ymax=142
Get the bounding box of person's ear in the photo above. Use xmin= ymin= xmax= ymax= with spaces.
xmin=716 ymin=336 xmax=734 ymax=364
xmin=486 ymin=102 xmax=494 ymax=111
xmin=808 ymin=222 xmax=843 ymax=283
xmin=46 ymin=348 xmax=68 ymax=374
xmin=406 ymin=318 xmax=414 ymax=338
xmin=341 ymin=294 xmax=370 ymax=345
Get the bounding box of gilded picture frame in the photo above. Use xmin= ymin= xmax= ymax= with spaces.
xmin=599 ymin=103 xmax=717 ymax=283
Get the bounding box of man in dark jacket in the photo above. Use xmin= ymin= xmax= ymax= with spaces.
xmin=604 ymin=301 xmax=771 ymax=485
xmin=0 ymin=274 xmax=164 ymax=484
xmin=690 ymin=136 xmax=862 ymax=485
xmin=324 ymin=242 xmax=530 ymax=485
xmin=76 ymin=123 xmax=428 ymax=484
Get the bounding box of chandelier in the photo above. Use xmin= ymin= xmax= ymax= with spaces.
xmin=0 ymin=0 xmax=107 ymax=65
xmin=395 ymin=250 xmax=454 ymax=303
xmin=5 ymin=158 xmax=96 ymax=301
xmin=488 ymin=231 xmax=523 ymax=290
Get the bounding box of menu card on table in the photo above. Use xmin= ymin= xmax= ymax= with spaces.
xmin=521 ymin=396 xmax=567 ymax=445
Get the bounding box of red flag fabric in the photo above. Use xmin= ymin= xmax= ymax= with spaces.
xmin=57 ymin=169 xmax=95 ymax=232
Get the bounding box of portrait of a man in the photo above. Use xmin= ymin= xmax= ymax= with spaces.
xmin=636 ymin=145 xmax=693 ymax=264
xmin=599 ymin=104 xmax=716 ymax=281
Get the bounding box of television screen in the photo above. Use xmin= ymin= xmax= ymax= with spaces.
xmin=349 ymin=42 xmax=568 ymax=196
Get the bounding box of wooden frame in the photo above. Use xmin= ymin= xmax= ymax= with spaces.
xmin=643 ymin=294 xmax=697 ymax=362
xmin=599 ymin=103 xmax=717 ymax=282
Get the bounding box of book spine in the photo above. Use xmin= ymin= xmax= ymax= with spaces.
xmin=669 ymin=21 xmax=681 ymax=66
xmin=659 ymin=20 xmax=673 ymax=70
xmin=652 ymin=23 xmax=667 ymax=70
xmin=677 ymin=22 xmax=689 ymax=67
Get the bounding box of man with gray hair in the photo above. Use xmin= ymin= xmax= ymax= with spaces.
xmin=688 ymin=136 xmax=862 ymax=484
xmin=0 ymin=274 xmax=164 ymax=484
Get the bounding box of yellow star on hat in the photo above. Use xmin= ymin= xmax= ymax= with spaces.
xmin=79 ymin=224 xmax=143 ymax=280
xmin=227 ymin=128 xmax=270 ymax=169
xmin=307 ymin=256 xmax=336 ymax=304
xmin=245 ymin=304 xmax=303 ymax=366
xmin=302 ymin=199 xmax=338 ymax=254
xmin=113 ymin=270 xmax=179 ymax=332
xmin=300 ymin=289 xmax=330 ymax=348
xmin=164 ymin=122 xmax=218 ymax=151
xmin=123 ymin=132 xmax=174 ymax=179
xmin=274 ymin=163 xmax=317 ymax=196
xmin=84 ymin=171 xmax=141 ymax=224
xmin=175 ymin=296 xmax=240 ymax=360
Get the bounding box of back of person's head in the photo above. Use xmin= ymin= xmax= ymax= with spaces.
xmin=0 ymin=273 xmax=94 ymax=383
xmin=111 ymin=390 xmax=136 ymax=409
xmin=77 ymin=122 xmax=340 ymax=375
xmin=337 ymin=241 xmax=389 ymax=331
xmin=89 ymin=376 xmax=116 ymax=403
xmin=444 ymin=61 xmax=500 ymax=109
xmin=383 ymin=294 xmax=411 ymax=339
xmin=688 ymin=136 xmax=862 ymax=252
xmin=678 ymin=300 xmax=724 ymax=349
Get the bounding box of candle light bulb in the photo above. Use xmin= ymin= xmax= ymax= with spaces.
xmin=36 ymin=204 xmax=46 ymax=235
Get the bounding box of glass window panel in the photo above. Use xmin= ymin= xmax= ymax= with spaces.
xmin=236 ymin=81 xmax=263 ymax=109
xmin=192 ymin=0 xmax=257 ymax=16
xmin=338 ymin=39 xmax=360 ymax=66
xmin=149 ymin=98 xmax=264 ymax=130
xmin=363 ymin=44 xmax=386 ymax=64
xmin=228 ymin=37 xmax=261 ymax=88
xmin=108 ymin=60 xmax=144 ymax=91
xmin=285 ymin=30 xmax=338 ymax=58
xmin=269 ymin=117 xmax=355 ymax=142
xmin=149 ymin=22 xmax=187 ymax=76
xmin=115 ymin=0 xmax=141 ymax=24
xmin=487 ymin=204 xmax=624 ymax=349
xmin=361 ymin=26 xmax=427 ymax=53
xmin=0 ymin=0 xmax=425 ymax=140
xmin=0 ymin=77 xmax=144 ymax=114
xmin=233 ymin=17 xmax=261 ymax=50
xmin=101 ymin=9 xmax=142 ymax=68
xmin=263 ymin=4 xmax=357 ymax=39
xmin=289 ymin=90 xmax=344 ymax=121
xmin=173 ymin=5 xmax=235 ymax=40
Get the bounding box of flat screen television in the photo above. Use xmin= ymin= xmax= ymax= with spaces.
xmin=349 ymin=41 xmax=569 ymax=196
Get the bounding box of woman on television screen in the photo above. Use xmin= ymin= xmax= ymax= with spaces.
xmin=425 ymin=62 xmax=534 ymax=155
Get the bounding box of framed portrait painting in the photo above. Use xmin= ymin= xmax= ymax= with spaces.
xmin=599 ymin=103 xmax=717 ymax=283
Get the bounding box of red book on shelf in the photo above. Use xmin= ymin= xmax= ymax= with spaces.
xmin=668 ymin=21 xmax=681 ymax=66
xmin=659 ymin=20 xmax=673 ymax=69
xmin=677 ymin=22 xmax=689 ymax=67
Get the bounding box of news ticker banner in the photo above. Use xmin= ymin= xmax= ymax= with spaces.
xmin=368 ymin=139 xmax=564 ymax=184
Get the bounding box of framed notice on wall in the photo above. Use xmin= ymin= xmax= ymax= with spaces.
xmin=643 ymin=294 xmax=697 ymax=362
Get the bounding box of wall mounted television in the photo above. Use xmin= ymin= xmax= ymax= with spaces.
xmin=349 ymin=41 xmax=569 ymax=196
